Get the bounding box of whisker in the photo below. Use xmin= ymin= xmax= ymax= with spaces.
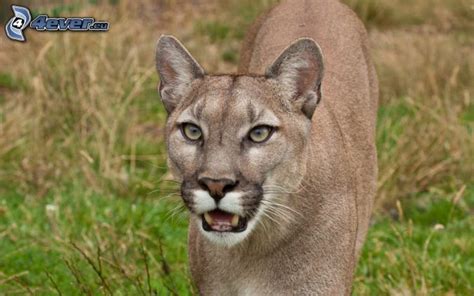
xmin=260 ymin=209 xmax=285 ymax=228
xmin=260 ymin=201 xmax=294 ymax=224
xmin=164 ymin=203 xmax=187 ymax=222
xmin=262 ymin=197 xmax=303 ymax=216
xmin=147 ymin=188 xmax=180 ymax=195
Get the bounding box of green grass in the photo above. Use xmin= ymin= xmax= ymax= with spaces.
xmin=354 ymin=187 xmax=474 ymax=294
xmin=1 ymin=184 xmax=472 ymax=294
xmin=0 ymin=182 xmax=192 ymax=295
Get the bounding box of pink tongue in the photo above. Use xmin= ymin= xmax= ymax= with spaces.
xmin=209 ymin=210 xmax=233 ymax=222
xmin=209 ymin=210 xmax=234 ymax=231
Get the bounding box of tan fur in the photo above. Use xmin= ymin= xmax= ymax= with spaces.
xmin=155 ymin=0 xmax=378 ymax=294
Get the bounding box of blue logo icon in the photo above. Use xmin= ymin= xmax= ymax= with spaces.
xmin=5 ymin=5 xmax=31 ymax=42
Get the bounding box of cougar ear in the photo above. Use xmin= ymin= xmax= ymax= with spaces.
xmin=156 ymin=35 xmax=205 ymax=114
xmin=265 ymin=38 xmax=324 ymax=119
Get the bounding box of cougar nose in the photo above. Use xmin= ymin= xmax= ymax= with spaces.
xmin=198 ymin=177 xmax=238 ymax=201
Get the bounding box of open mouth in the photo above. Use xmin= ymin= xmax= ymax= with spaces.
xmin=201 ymin=209 xmax=247 ymax=233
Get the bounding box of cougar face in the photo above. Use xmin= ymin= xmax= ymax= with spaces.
xmin=156 ymin=35 xmax=323 ymax=246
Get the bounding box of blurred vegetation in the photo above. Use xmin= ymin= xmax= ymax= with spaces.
xmin=0 ymin=0 xmax=473 ymax=294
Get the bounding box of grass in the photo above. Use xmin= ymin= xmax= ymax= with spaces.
xmin=0 ymin=0 xmax=473 ymax=294
xmin=354 ymin=187 xmax=474 ymax=294
xmin=0 ymin=184 xmax=191 ymax=295
xmin=343 ymin=0 xmax=474 ymax=30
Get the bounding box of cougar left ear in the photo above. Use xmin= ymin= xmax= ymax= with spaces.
xmin=265 ymin=38 xmax=324 ymax=120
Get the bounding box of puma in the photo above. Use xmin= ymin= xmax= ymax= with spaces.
xmin=155 ymin=0 xmax=378 ymax=294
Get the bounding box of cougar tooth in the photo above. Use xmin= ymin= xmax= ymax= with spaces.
xmin=204 ymin=212 xmax=213 ymax=225
xmin=231 ymin=214 xmax=239 ymax=227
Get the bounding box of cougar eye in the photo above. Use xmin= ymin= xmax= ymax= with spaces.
xmin=248 ymin=125 xmax=273 ymax=143
xmin=181 ymin=123 xmax=202 ymax=141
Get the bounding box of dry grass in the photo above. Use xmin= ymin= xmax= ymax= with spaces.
xmin=1 ymin=1 xmax=176 ymax=196
xmin=343 ymin=0 xmax=474 ymax=210
xmin=373 ymin=31 xmax=473 ymax=209
xmin=344 ymin=0 xmax=473 ymax=30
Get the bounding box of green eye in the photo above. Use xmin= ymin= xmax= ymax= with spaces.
xmin=181 ymin=123 xmax=202 ymax=141
xmin=248 ymin=125 xmax=273 ymax=143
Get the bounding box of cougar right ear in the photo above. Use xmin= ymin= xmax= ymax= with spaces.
xmin=265 ymin=38 xmax=324 ymax=120
xmin=155 ymin=35 xmax=205 ymax=114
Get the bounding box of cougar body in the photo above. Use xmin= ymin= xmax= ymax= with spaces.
xmin=155 ymin=0 xmax=378 ymax=294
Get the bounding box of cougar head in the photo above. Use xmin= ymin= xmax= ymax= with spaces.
xmin=155 ymin=35 xmax=324 ymax=247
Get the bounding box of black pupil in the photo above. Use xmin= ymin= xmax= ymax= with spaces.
xmin=252 ymin=127 xmax=270 ymax=141
xmin=255 ymin=128 xmax=265 ymax=136
xmin=188 ymin=125 xmax=199 ymax=137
